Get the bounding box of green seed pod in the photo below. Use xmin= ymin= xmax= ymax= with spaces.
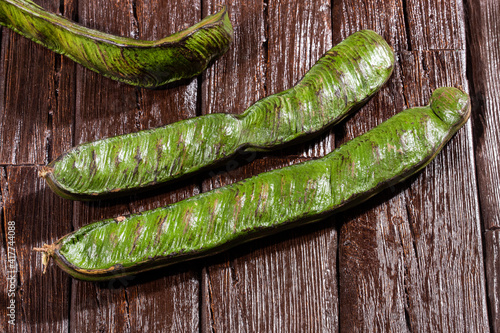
xmin=41 ymin=30 xmax=396 ymax=200
xmin=0 ymin=0 xmax=233 ymax=87
xmin=34 ymin=87 xmax=471 ymax=281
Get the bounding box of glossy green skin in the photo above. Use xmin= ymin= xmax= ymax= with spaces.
xmin=42 ymin=30 xmax=395 ymax=200
xmin=41 ymin=87 xmax=471 ymax=281
xmin=0 ymin=0 xmax=233 ymax=87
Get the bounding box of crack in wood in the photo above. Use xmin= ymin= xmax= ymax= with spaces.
xmin=262 ymin=0 xmax=269 ymax=97
xmin=94 ymin=287 xmax=106 ymax=333
xmin=134 ymin=88 xmax=144 ymax=131
xmin=206 ymin=270 xmax=217 ymax=333
xmin=399 ymin=200 xmax=415 ymax=333
xmin=67 ymin=280 xmax=72 ymax=333
xmin=46 ymin=54 xmax=58 ymax=163
xmin=404 ymin=202 xmax=419 ymax=265
xmin=397 ymin=54 xmax=410 ymax=109
xmin=0 ymin=163 xmax=46 ymax=167
xmin=59 ymin=0 xmax=65 ymax=16
xmin=123 ymin=288 xmax=132 ymax=332
xmin=229 ymin=260 xmax=239 ymax=286
xmin=401 ymin=0 xmax=413 ymax=51
xmin=335 ymin=227 xmax=341 ymax=332
xmin=130 ymin=0 xmax=140 ymax=39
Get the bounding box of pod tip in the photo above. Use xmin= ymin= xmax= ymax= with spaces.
xmin=430 ymin=87 xmax=470 ymax=127
xmin=38 ymin=166 xmax=54 ymax=179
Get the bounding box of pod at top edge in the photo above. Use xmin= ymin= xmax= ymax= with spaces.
xmin=0 ymin=1 xmax=233 ymax=87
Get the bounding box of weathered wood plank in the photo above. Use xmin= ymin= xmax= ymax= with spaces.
xmin=201 ymin=0 xmax=338 ymax=331
xmin=0 ymin=166 xmax=72 ymax=332
xmin=336 ymin=57 xmax=409 ymax=332
xmin=200 ymin=1 xmax=267 ymax=330
xmin=467 ymin=0 xmax=500 ymax=322
xmin=399 ymin=51 xmax=487 ymax=332
xmin=0 ymin=0 xmax=65 ymax=164
xmin=331 ymin=0 xmax=407 ymax=51
xmin=485 ymin=230 xmax=500 ymax=331
xmin=0 ymin=0 xmax=495 ymax=331
xmin=467 ymin=0 xmax=500 ymax=230
xmin=404 ymin=0 xmax=465 ymax=50
xmin=331 ymin=0 xmax=409 ymax=330
xmin=0 ymin=0 xmax=75 ymax=330
xmin=49 ymin=0 xmax=78 ymax=160
xmin=338 ymin=49 xmax=489 ymax=332
xmin=68 ymin=1 xmax=201 ymax=332
xmin=122 ymin=2 xmax=203 ymax=330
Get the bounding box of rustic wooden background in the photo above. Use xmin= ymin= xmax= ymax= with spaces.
xmin=0 ymin=0 xmax=498 ymax=331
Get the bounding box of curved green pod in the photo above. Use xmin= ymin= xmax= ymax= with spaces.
xmin=34 ymin=87 xmax=471 ymax=281
xmin=40 ymin=29 xmax=395 ymax=200
xmin=0 ymin=0 xmax=233 ymax=87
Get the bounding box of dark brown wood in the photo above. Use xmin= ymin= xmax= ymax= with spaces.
xmin=0 ymin=0 xmax=62 ymax=164
xmin=200 ymin=3 xmax=268 ymax=329
xmin=485 ymin=230 xmax=500 ymax=331
xmin=336 ymin=62 xmax=409 ymax=332
xmin=398 ymin=50 xmax=487 ymax=331
xmin=464 ymin=0 xmax=500 ymax=331
xmin=466 ymin=0 xmax=500 ymax=231
xmin=50 ymin=0 xmax=78 ymax=160
xmin=331 ymin=0 xmax=407 ymax=51
xmin=334 ymin=0 xmax=489 ymax=330
xmin=466 ymin=8 xmax=500 ymax=330
xmin=67 ymin=0 xmax=202 ymax=332
xmin=200 ymin=1 xmax=339 ymax=331
xmin=0 ymin=167 xmax=72 ymax=332
xmin=0 ymin=0 xmax=496 ymax=331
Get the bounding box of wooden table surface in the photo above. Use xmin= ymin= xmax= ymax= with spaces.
xmin=0 ymin=0 xmax=498 ymax=331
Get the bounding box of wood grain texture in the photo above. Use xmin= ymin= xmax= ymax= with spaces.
xmin=0 ymin=0 xmax=61 ymax=164
xmin=0 ymin=0 xmax=495 ymax=331
xmin=464 ymin=1 xmax=500 ymax=330
xmin=331 ymin=1 xmax=410 ymax=329
xmin=200 ymin=0 xmax=339 ymax=331
xmin=404 ymin=0 xmax=465 ymax=50
xmin=0 ymin=167 xmax=72 ymax=332
xmin=68 ymin=1 xmax=201 ymax=332
xmin=398 ymin=51 xmax=487 ymax=331
xmin=331 ymin=0 xmax=407 ymax=51
xmin=334 ymin=0 xmax=488 ymax=330
xmin=466 ymin=0 xmax=500 ymax=231
xmin=485 ymin=230 xmax=500 ymax=331
xmin=339 ymin=50 xmax=489 ymax=332
xmin=50 ymin=0 xmax=78 ymax=167
xmin=200 ymin=3 xmax=268 ymax=329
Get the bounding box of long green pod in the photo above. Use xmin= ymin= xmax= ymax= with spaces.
xmin=41 ymin=30 xmax=395 ymax=200
xmin=0 ymin=0 xmax=233 ymax=87
xmin=35 ymin=87 xmax=471 ymax=281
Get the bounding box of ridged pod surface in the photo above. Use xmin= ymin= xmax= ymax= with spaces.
xmin=41 ymin=30 xmax=395 ymax=200
xmin=35 ymin=87 xmax=471 ymax=281
xmin=0 ymin=0 xmax=233 ymax=87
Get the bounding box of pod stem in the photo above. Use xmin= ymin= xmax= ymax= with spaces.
xmin=38 ymin=166 xmax=53 ymax=179
xmin=33 ymin=243 xmax=56 ymax=274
